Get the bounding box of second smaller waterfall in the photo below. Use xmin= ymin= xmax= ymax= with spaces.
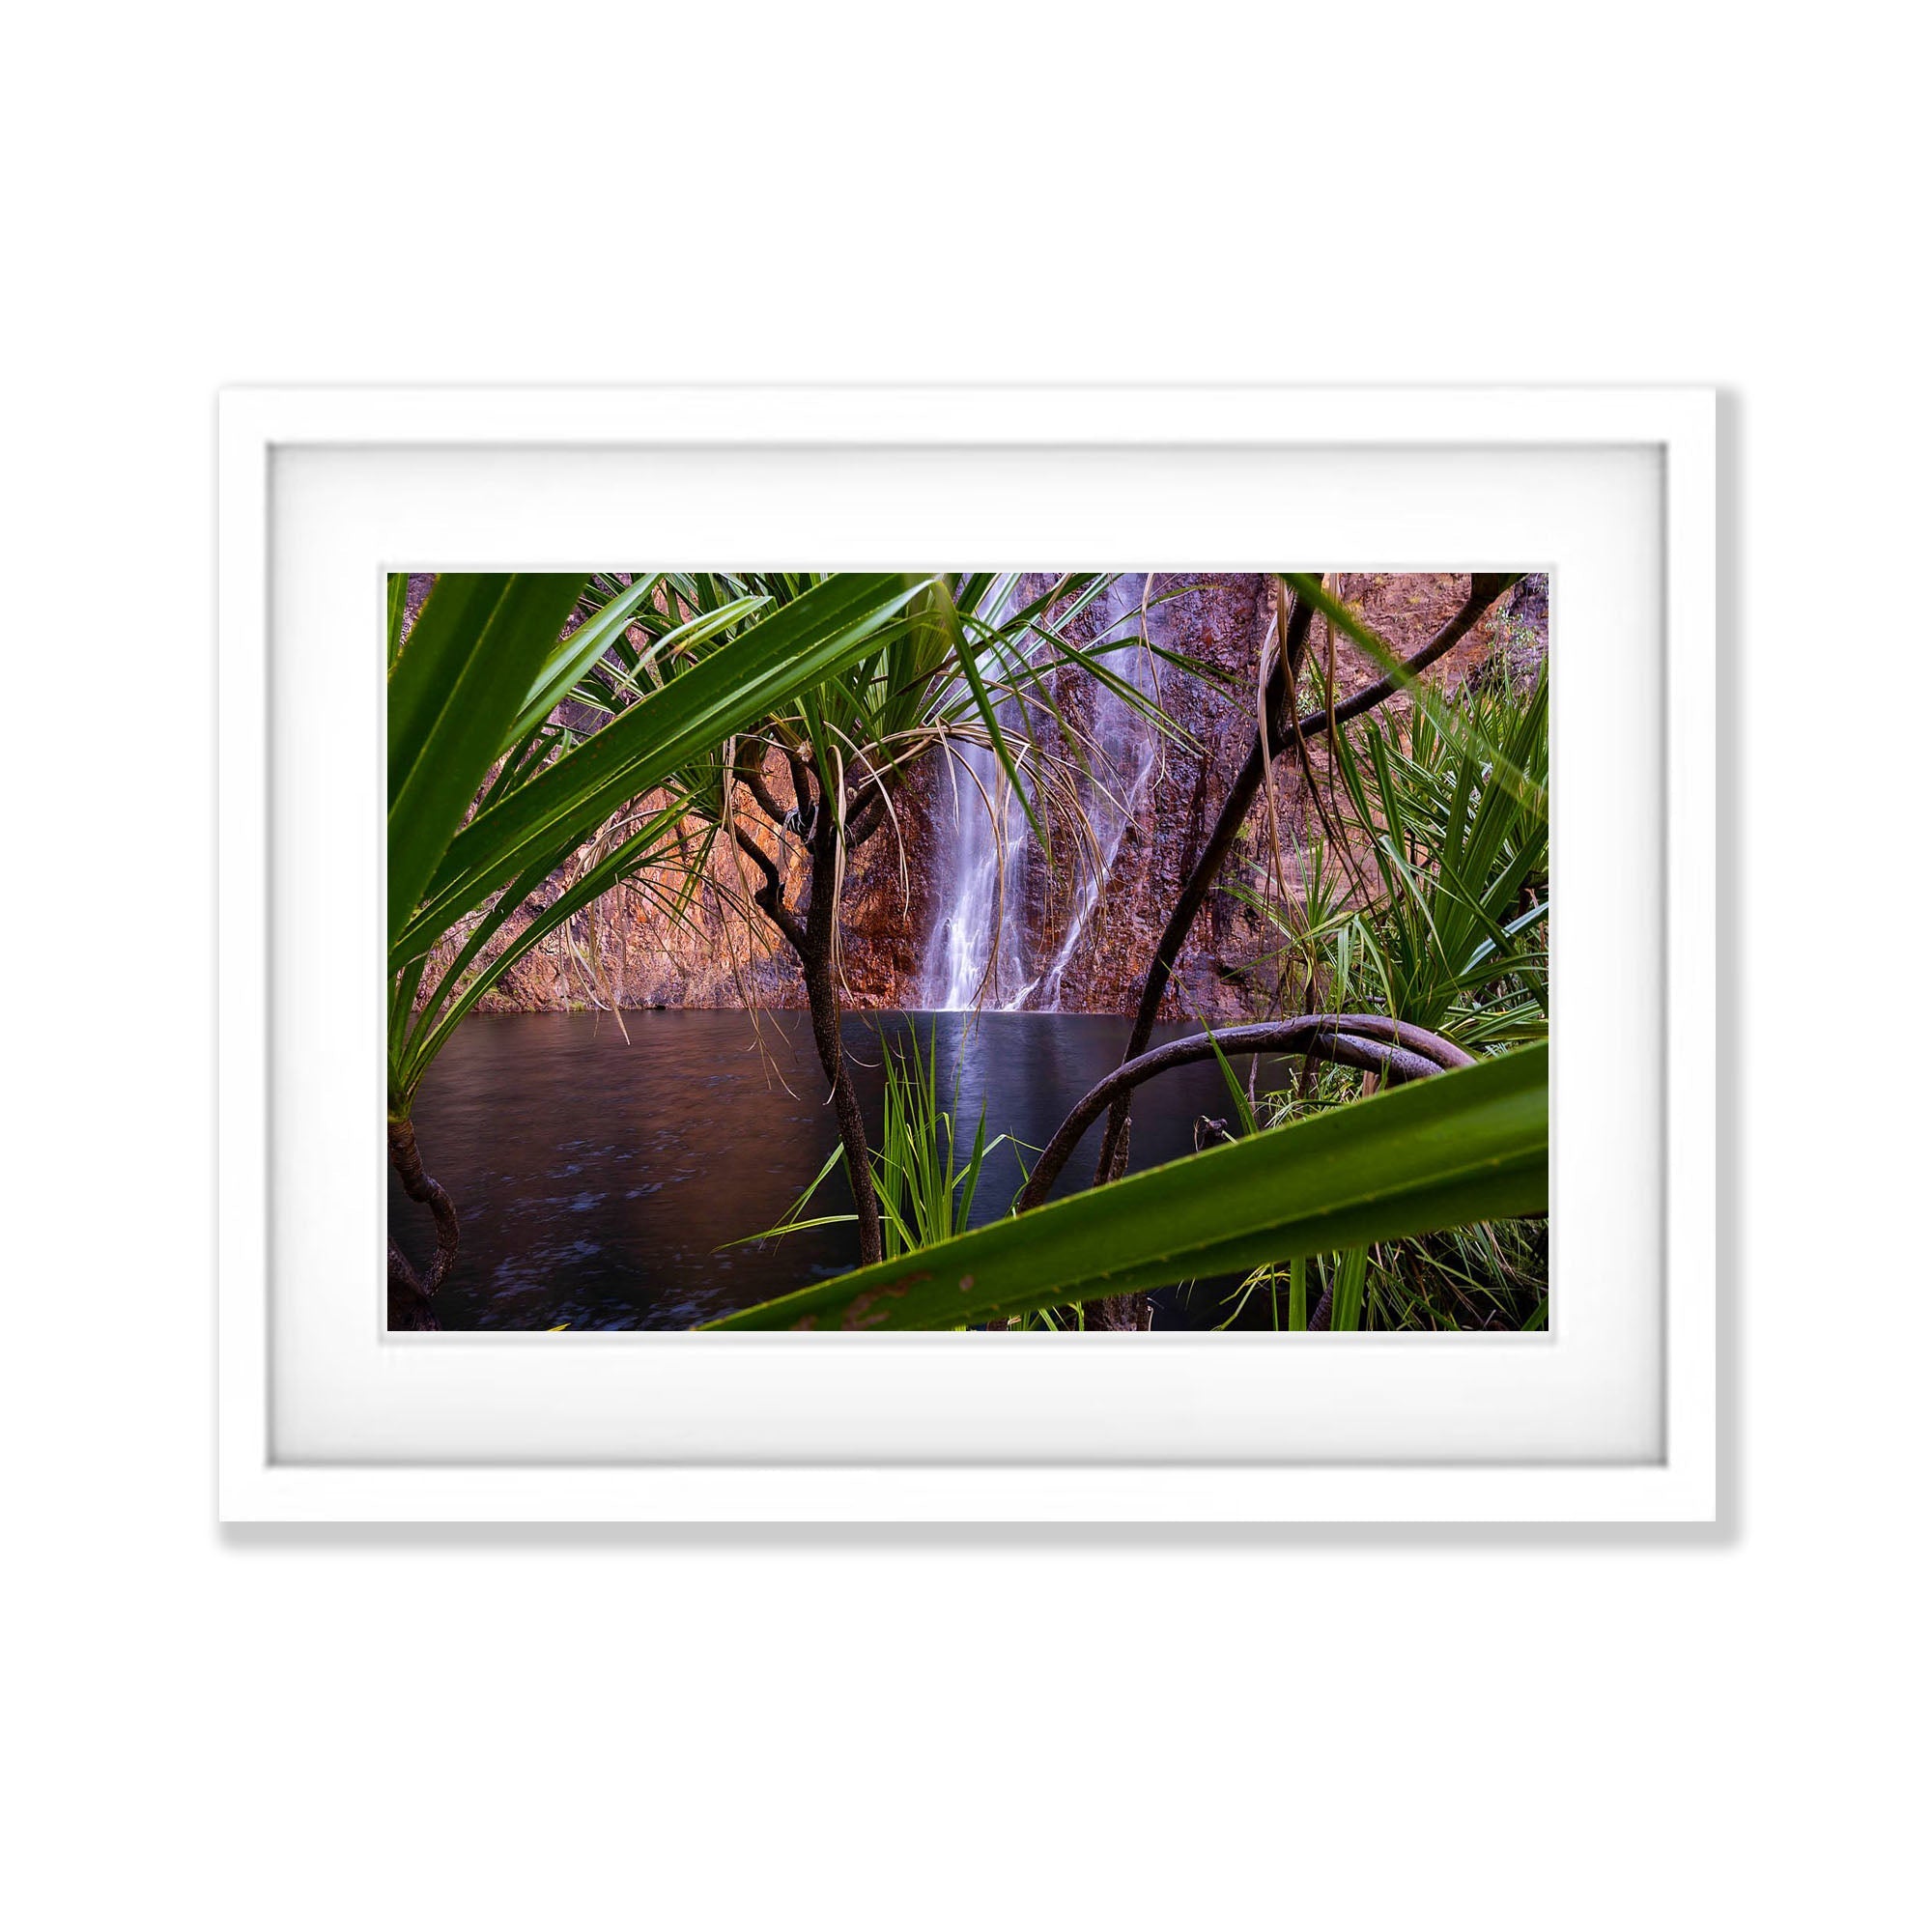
xmin=1032 ymin=576 xmax=1161 ymax=1009
xmin=921 ymin=574 xmax=1163 ymax=1013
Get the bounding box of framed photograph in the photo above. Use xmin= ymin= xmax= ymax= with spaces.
xmin=217 ymin=384 xmax=1715 ymax=1522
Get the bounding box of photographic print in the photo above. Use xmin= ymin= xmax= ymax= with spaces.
xmin=386 ymin=569 xmax=1549 ymax=1334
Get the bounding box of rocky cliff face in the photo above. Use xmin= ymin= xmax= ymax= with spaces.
xmin=422 ymin=573 xmax=1543 ymax=1021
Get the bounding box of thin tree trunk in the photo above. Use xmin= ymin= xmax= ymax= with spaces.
xmin=1090 ymin=573 xmax=1514 ymax=1186
xmin=736 ymin=755 xmax=886 ymax=1270
xmin=1087 ymin=588 xmax=1318 ymax=1190
xmin=800 ymin=816 xmax=885 ymax=1267
xmin=387 ymin=1116 xmax=457 ymax=1329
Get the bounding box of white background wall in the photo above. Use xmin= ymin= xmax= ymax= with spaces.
xmin=4 ymin=5 xmax=1923 ymax=1927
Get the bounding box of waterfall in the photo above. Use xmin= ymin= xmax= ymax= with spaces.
xmin=1033 ymin=575 xmax=1160 ymax=1009
xmin=922 ymin=574 xmax=1160 ymax=1013
xmin=923 ymin=576 xmax=1043 ymax=1012
xmin=923 ymin=700 xmax=1036 ymax=1009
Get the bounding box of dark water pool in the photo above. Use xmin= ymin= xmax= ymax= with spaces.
xmin=390 ymin=1009 xmax=1293 ymax=1330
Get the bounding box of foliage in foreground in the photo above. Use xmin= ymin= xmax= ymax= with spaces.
xmin=701 ymin=1042 xmax=1547 ymax=1330
xmin=1193 ymin=647 xmax=1551 ymax=1328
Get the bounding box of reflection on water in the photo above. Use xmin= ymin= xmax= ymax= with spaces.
xmin=389 ymin=1009 xmax=1288 ymax=1330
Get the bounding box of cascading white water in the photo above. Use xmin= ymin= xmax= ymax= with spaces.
xmin=922 ymin=574 xmax=1160 ymax=1013
xmin=1032 ymin=575 xmax=1161 ymax=1010
xmin=923 ymin=722 xmax=1036 ymax=1010
xmin=923 ymin=576 xmax=1037 ymax=1009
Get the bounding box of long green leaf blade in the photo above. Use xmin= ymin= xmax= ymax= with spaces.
xmin=702 ymin=1044 xmax=1548 ymax=1330
xmin=500 ymin=571 xmax=668 ymax=750
xmin=386 ymin=573 xmax=589 ymax=952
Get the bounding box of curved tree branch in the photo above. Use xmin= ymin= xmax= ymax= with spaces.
xmin=1019 ymin=1016 xmax=1469 ymax=1211
xmin=731 ymin=820 xmax=809 ymax=954
xmin=735 ymin=757 xmax=796 ymax=832
xmin=1272 ymin=571 xmax=1520 ymax=756
xmin=783 ymin=747 xmax=816 ymax=833
xmin=845 ymin=787 xmax=889 ymax=851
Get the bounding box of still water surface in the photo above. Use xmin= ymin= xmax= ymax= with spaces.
xmin=389 ymin=1009 xmax=1285 ymax=1329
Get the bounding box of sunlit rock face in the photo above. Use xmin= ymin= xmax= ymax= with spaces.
xmin=415 ymin=573 xmax=1543 ymax=1020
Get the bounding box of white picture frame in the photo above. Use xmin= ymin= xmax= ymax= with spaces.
xmin=218 ymin=384 xmax=1716 ymax=1523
